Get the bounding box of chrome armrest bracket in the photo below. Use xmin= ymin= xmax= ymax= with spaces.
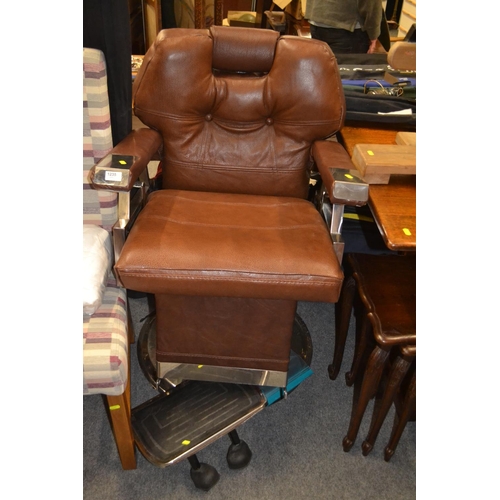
xmin=316 ymin=169 xmax=369 ymax=265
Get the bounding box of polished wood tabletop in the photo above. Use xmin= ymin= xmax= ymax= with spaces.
xmin=337 ymin=126 xmax=416 ymax=251
xmin=368 ymin=175 xmax=416 ymax=251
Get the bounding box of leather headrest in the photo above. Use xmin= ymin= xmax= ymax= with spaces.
xmin=210 ymin=25 xmax=280 ymax=73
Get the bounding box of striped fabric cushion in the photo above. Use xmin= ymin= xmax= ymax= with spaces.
xmin=83 ymin=47 xmax=118 ymax=232
xmin=83 ymin=277 xmax=128 ymax=396
xmin=83 ymin=48 xmax=128 ymax=397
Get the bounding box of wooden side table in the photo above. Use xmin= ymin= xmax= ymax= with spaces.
xmin=328 ymin=253 xmax=416 ymax=456
xmin=337 ymin=126 xmax=416 ymax=251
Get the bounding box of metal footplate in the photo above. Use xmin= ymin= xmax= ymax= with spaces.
xmin=131 ymin=381 xmax=266 ymax=467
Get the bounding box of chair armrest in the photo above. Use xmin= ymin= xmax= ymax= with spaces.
xmin=89 ymin=128 xmax=162 ymax=268
xmin=90 ymin=128 xmax=162 ymax=192
xmin=311 ymin=140 xmax=368 ymax=206
xmin=311 ymin=140 xmax=370 ymax=264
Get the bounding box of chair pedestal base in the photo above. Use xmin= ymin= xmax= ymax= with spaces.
xmin=154 ymin=294 xmax=297 ymax=384
xmin=137 ymin=312 xmax=313 ymax=392
xmin=132 ymin=311 xmax=313 ymax=489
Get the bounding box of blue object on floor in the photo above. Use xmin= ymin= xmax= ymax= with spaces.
xmin=261 ymin=350 xmax=313 ymax=406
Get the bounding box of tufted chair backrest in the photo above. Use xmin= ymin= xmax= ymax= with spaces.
xmin=133 ymin=26 xmax=345 ymax=199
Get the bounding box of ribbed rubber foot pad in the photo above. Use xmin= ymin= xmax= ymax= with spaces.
xmin=132 ymin=381 xmax=266 ymax=467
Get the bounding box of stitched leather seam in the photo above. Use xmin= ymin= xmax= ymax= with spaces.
xmin=166 ymin=160 xmax=306 ymax=173
xmin=140 ymin=217 xmax=323 ymax=230
xmin=135 ymin=106 xmax=339 ymax=127
xmin=150 ymin=194 xmax=310 ymax=207
xmin=121 ymin=273 xmax=341 ymax=285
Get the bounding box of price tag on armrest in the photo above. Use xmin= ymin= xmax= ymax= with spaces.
xmin=91 ymin=153 xmax=137 ymax=189
xmin=105 ymin=170 xmax=123 ymax=182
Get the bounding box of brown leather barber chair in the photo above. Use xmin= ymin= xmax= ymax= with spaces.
xmin=91 ymin=25 xmax=367 ymax=488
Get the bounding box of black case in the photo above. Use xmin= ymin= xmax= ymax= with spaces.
xmin=335 ymin=53 xmax=416 ymax=131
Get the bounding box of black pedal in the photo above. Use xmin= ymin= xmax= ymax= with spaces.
xmin=131 ymin=381 xmax=266 ymax=467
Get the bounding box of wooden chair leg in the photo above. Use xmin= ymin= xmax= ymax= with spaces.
xmin=345 ymin=308 xmax=371 ymax=387
xmin=384 ymin=368 xmax=416 ymax=462
xmin=127 ymin=305 xmax=135 ymax=345
xmin=105 ymin=346 xmax=136 ymax=470
xmin=361 ymin=351 xmax=412 ymax=456
xmin=343 ymin=345 xmax=390 ymax=452
xmin=329 ymin=274 xmax=356 ymax=380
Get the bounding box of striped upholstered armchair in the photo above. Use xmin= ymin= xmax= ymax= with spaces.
xmin=82 ymin=47 xmax=136 ymax=470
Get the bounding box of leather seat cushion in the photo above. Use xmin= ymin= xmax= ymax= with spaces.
xmin=115 ymin=189 xmax=343 ymax=302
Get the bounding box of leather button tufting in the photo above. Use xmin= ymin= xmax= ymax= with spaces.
xmin=205 ymin=114 xmax=213 ymax=121
xmin=266 ymin=117 xmax=274 ymax=125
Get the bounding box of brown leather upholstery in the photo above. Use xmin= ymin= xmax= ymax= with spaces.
xmin=155 ymin=294 xmax=297 ymax=370
xmin=116 ymin=26 xmax=348 ymax=382
xmin=132 ymin=26 xmax=345 ymax=198
xmin=116 ymin=190 xmax=342 ymax=302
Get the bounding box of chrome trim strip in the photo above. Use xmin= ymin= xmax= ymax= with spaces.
xmin=157 ymin=361 xmax=289 ymax=388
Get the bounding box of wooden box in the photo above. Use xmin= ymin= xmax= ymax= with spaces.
xmin=351 ymin=144 xmax=416 ymax=184
xmin=395 ymin=131 xmax=416 ymax=146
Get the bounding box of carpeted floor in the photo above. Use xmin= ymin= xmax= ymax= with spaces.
xmin=83 ymin=296 xmax=416 ymax=499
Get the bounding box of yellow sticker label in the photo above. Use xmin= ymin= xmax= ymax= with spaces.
xmin=343 ymin=213 xmax=374 ymax=223
xmin=344 ymin=174 xmax=354 ymax=179
xmin=182 ymin=440 xmax=191 ymax=446
xmin=367 ymin=150 xmax=374 ymax=156
xmin=109 ymin=405 xmax=121 ymax=411
xmin=403 ymin=228 xmax=412 ymax=236
xmin=119 ymin=160 xmax=127 ymax=165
